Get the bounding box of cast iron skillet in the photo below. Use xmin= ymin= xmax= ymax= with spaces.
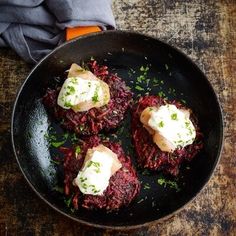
xmin=11 ymin=30 xmax=223 ymax=229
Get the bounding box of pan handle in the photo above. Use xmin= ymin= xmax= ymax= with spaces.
xmin=66 ymin=26 xmax=101 ymax=41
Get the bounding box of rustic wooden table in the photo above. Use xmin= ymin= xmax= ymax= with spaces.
xmin=0 ymin=1 xmax=235 ymax=235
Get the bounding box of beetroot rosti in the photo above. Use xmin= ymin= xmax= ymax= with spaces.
xmin=43 ymin=60 xmax=132 ymax=135
xmin=132 ymin=95 xmax=203 ymax=176
xmin=61 ymin=135 xmax=140 ymax=211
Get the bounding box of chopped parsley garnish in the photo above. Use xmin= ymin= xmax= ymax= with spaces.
xmin=92 ymin=86 xmax=99 ymax=103
xmin=157 ymin=91 xmax=166 ymax=98
xmin=82 ymin=183 xmax=88 ymax=189
xmin=144 ymin=183 xmax=151 ymax=189
xmin=140 ymin=65 xmax=149 ymax=72
xmin=137 ymin=75 xmax=145 ymax=83
xmin=87 ymin=161 xmax=101 ymax=173
xmin=71 ymin=77 xmax=78 ymax=84
xmin=141 ymin=169 xmax=151 ymax=176
xmin=79 ymin=177 xmax=87 ymax=183
xmin=135 ymin=85 xmax=144 ymax=91
xmin=67 ymin=85 xmax=75 ymax=95
xmin=153 ymin=78 xmax=159 ymax=83
xmin=157 ymin=177 xmax=180 ymax=192
xmin=45 ymin=131 xmax=68 ymax=148
xmin=53 ymin=185 xmax=64 ymax=193
xmin=171 ymin=113 xmax=178 ymax=120
xmin=168 ymin=88 xmax=176 ymax=95
xmin=185 ymin=121 xmax=190 ymax=127
xmin=158 ymin=121 xmax=164 ymax=128
xmin=70 ymin=133 xmax=78 ymax=143
xmin=92 ymin=188 xmax=101 ymax=194
xmin=75 ymin=146 xmax=81 ymax=154
xmin=64 ymin=196 xmax=73 ymax=207
xmin=64 ymin=101 xmax=73 ymax=108
xmin=51 ymin=140 xmax=64 ymax=148
xmin=50 ymin=160 xmax=60 ymax=165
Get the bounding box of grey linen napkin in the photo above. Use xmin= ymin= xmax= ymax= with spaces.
xmin=0 ymin=0 xmax=116 ymax=63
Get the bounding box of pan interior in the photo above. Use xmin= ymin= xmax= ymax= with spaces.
xmin=12 ymin=31 xmax=223 ymax=227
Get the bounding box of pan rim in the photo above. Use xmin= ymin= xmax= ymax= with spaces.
xmin=11 ymin=29 xmax=224 ymax=230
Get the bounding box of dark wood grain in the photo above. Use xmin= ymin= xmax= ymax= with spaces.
xmin=0 ymin=0 xmax=235 ymax=235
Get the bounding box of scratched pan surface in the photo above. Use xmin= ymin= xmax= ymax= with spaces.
xmin=11 ymin=31 xmax=223 ymax=229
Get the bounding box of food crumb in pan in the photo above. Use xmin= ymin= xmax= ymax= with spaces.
xmin=137 ymin=199 xmax=144 ymax=204
xmin=53 ymin=185 xmax=64 ymax=194
xmin=141 ymin=169 xmax=151 ymax=176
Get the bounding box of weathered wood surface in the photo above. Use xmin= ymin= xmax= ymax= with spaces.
xmin=0 ymin=0 xmax=235 ymax=235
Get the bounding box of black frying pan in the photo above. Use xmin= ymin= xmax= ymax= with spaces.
xmin=11 ymin=30 xmax=223 ymax=229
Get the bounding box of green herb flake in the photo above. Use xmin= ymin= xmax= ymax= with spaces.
xmin=70 ymin=133 xmax=78 ymax=143
xmin=171 ymin=113 xmax=178 ymax=120
xmin=135 ymin=85 xmax=144 ymax=91
xmin=64 ymin=101 xmax=73 ymax=108
xmin=64 ymin=196 xmax=72 ymax=207
xmin=185 ymin=121 xmax=190 ymax=127
xmin=80 ymin=177 xmax=87 ymax=183
xmin=142 ymin=169 xmax=151 ymax=176
xmin=157 ymin=177 xmax=180 ymax=192
xmin=53 ymin=185 xmax=64 ymax=194
xmin=140 ymin=65 xmax=149 ymax=72
xmin=75 ymin=146 xmax=81 ymax=154
xmin=153 ymin=78 xmax=159 ymax=83
xmin=144 ymin=183 xmax=151 ymax=190
xmin=157 ymin=91 xmax=166 ymax=98
xmin=158 ymin=121 xmax=164 ymax=128
xmin=92 ymin=86 xmax=99 ymax=103
xmin=51 ymin=140 xmax=66 ymax=148
xmin=67 ymin=85 xmax=75 ymax=95
xmin=165 ymin=64 xmax=169 ymax=70
xmin=87 ymin=161 xmax=101 ymax=173
xmin=50 ymin=160 xmax=60 ymax=165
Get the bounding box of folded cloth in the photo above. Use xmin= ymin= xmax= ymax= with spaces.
xmin=0 ymin=0 xmax=116 ymax=63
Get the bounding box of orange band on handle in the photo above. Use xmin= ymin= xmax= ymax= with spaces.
xmin=66 ymin=26 xmax=101 ymax=41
